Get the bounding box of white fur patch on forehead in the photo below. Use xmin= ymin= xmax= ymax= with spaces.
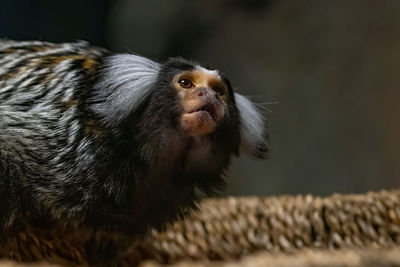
xmin=195 ymin=66 xmax=220 ymax=79
xmin=234 ymin=93 xmax=267 ymax=157
xmin=90 ymin=54 xmax=161 ymax=126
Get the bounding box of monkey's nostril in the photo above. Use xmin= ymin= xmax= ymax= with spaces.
xmin=198 ymin=92 xmax=203 ymax=97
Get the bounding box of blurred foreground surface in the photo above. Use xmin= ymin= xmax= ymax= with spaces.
xmin=1 ymin=190 xmax=400 ymax=266
xmin=140 ymin=247 xmax=400 ymax=267
xmin=2 ymin=247 xmax=400 ymax=267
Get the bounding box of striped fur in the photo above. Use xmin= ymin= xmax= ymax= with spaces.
xmin=0 ymin=40 xmax=267 ymax=262
xmin=0 ymin=40 xmax=109 ymax=228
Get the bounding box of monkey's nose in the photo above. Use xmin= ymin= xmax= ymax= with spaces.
xmin=197 ymin=87 xmax=214 ymax=99
xmin=197 ymin=88 xmax=208 ymax=97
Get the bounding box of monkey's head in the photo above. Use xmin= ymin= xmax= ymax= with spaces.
xmin=151 ymin=57 xmax=240 ymax=147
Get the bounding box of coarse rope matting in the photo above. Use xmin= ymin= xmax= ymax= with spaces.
xmin=1 ymin=189 xmax=400 ymax=266
xmin=139 ymin=247 xmax=400 ymax=267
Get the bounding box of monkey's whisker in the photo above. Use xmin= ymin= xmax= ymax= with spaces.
xmin=258 ymin=101 xmax=280 ymax=105
xmin=253 ymin=103 xmax=274 ymax=114
xmin=122 ymin=45 xmax=134 ymax=54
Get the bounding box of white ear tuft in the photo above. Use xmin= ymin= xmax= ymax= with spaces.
xmin=234 ymin=93 xmax=268 ymax=158
xmin=90 ymin=54 xmax=161 ymax=126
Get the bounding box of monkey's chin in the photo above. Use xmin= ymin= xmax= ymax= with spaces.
xmin=181 ymin=111 xmax=217 ymax=136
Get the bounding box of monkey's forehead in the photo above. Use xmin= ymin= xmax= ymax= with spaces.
xmin=174 ymin=66 xmax=222 ymax=83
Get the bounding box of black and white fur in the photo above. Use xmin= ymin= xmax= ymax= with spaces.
xmin=0 ymin=40 xmax=267 ymax=237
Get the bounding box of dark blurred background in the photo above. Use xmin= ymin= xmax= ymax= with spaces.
xmin=1 ymin=0 xmax=400 ymax=196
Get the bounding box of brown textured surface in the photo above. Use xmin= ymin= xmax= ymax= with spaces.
xmin=0 ymin=229 xmax=89 ymax=265
xmin=127 ymin=189 xmax=400 ymax=264
xmin=139 ymin=247 xmax=400 ymax=267
xmin=1 ymin=189 xmax=400 ymax=266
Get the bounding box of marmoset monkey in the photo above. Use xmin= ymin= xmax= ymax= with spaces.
xmin=0 ymin=40 xmax=267 ymax=239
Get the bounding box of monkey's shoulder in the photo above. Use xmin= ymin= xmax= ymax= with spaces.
xmin=0 ymin=39 xmax=107 ymax=57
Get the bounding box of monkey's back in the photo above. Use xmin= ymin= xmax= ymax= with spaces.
xmin=0 ymin=40 xmax=109 ymax=227
xmin=0 ymin=40 xmax=106 ymax=161
xmin=0 ymin=39 xmax=106 ymax=111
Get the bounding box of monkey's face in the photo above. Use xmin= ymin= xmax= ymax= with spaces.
xmin=173 ymin=67 xmax=229 ymax=136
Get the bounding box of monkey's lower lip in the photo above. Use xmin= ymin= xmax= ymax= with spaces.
xmin=181 ymin=111 xmax=216 ymax=135
xmin=181 ymin=103 xmax=218 ymax=135
xmin=188 ymin=110 xmax=214 ymax=122
xmin=187 ymin=103 xmax=216 ymax=121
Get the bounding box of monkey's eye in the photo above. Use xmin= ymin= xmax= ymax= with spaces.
xmin=178 ymin=78 xmax=194 ymax=89
xmin=214 ymin=86 xmax=225 ymax=97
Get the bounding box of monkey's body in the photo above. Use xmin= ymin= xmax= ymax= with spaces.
xmin=0 ymin=40 xmax=267 ymax=260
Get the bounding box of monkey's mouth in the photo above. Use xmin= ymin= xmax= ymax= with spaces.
xmin=187 ymin=103 xmax=217 ymax=121
xmin=181 ymin=103 xmax=218 ymax=135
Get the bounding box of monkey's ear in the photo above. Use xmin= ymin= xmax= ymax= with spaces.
xmin=234 ymin=93 xmax=268 ymax=159
xmin=90 ymin=54 xmax=161 ymax=126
